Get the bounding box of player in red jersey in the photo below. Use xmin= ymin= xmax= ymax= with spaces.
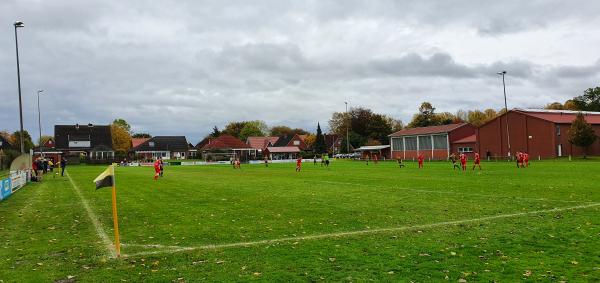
xmin=459 ymin=153 xmax=467 ymax=171
xmin=153 ymin=159 xmax=160 ymax=180
xmin=524 ymin=153 xmax=530 ymax=167
xmin=472 ymin=152 xmax=482 ymax=170
xmin=516 ymin=151 xmax=523 ymax=168
xmin=296 ymin=156 xmax=302 ymax=172
xmin=417 ymin=153 xmax=424 ymax=168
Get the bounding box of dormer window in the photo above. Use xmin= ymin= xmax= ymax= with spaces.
xmin=293 ymin=140 xmax=300 ymax=145
xmin=149 ymin=142 xmax=155 ymax=147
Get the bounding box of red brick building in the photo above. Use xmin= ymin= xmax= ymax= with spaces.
xmin=477 ymin=109 xmax=600 ymax=158
xmin=389 ymin=123 xmax=476 ymax=160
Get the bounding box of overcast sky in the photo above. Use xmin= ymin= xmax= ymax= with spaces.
xmin=2 ymin=1 xmax=600 ymax=142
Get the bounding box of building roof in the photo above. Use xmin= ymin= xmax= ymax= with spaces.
xmin=133 ymin=136 xmax=189 ymax=152
xmin=389 ymin=123 xmax=469 ymax=137
xmin=266 ymin=146 xmax=301 ymax=153
xmin=131 ymin=138 xmax=149 ymax=148
xmin=515 ymin=109 xmax=600 ymax=124
xmin=355 ymin=145 xmax=391 ymax=151
xmin=247 ymin=136 xmax=279 ymax=150
xmin=273 ymin=135 xmax=294 ymax=147
xmin=201 ymin=135 xmax=251 ymax=150
xmin=453 ymin=134 xmax=477 ymax=144
xmin=0 ymin=135 xmax=13 ymax=150
xmin=54 ymin=124 xmax=113 ymax=150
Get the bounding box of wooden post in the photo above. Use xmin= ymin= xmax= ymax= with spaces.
xmin=110 ymin=165 xmax=121 ymax=257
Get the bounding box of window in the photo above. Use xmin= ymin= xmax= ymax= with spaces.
xmin=391 ymin=138 xmax=403 ymax=151
xmin=556 ymin=125 xmax=561 ymax=136
xmin=433 ymin=135 xmax=448 ymax=149
xmin=293 ymin=140 xmax=300 ymax=145
xmin=418 ymin=136 xmax=432 ymax=150
xmin=149 ymin=142 xmax=155 ymax=147
xmin=404 ymin=137 xmax=417 ymax=150
xmin=458 ymin=147 xmax=473 ymax=153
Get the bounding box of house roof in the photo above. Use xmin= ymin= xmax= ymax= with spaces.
xmin=515 ymin=109 xmax=600 ymax=124
xmin=453 ymin=134 xmax=477 ymax=144
xmin=247 ymin=136 xmax=279 ymax=150
xmin=201 ymin=135 xmax=251 ymax=150
xmin=133 ymin=136 xmax=189 ymax=152
xmin=389 ymin=123 xmax=469 ymax=137
xmin=266 ymin=146 xmax=301 ymax=153
xmin=131 ymin=138 xmax=149 ymax=148
xmin=54 ymin=124 xmax=112 ymax=150
xmin=273 ymin=135 xmax=294 ymax=147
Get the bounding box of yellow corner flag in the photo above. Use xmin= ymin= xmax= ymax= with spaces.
xmin=93 ymin=165 xmax=114 ymax=190
xmin=92 ymin=165 xmax=121 ymax=257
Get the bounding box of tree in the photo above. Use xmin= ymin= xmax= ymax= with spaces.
xmin=573 ymin=87 xmax=600 ymax=111
xmin=210 ymin=126 xmax=221 ymax=138
xmin=564 ymin=100 xmax=579 ymax=110
xmin=239 ymin=123 xmax=265 ymax=141
xmin=303 ymin=134 xmax=316 ymax=150
xmin=270 ymin=126 xmax=293 ymax=137
xmin=314 ymin=123 xmax=327 ymax=154
xmin=112 ymin=118 xmax=132 ymax=134
xmin=483 ymin=108 xmax=498 ymax=121
xmin=455 ymin=110 xmax=468 ymax=123
xmin=132 ymin=133 xmax=152 ymax=138
xmin=568 ymin=113 xmax=598 ymax=158
xmin=407 ymin=102 xmax=438 ymax=128
xmin=434 ymin=112 xmax=455 ymax=125
xmin=329 ymin=106 xmax=399 ymax=148
xmin=467 ymin=110 xmax=488 ymax=127
xmin=11 ymin=130 xmax=34 ymax=152
xmin=545 ymin=102 xmax=565 ymax=110
xmin=111 ymin=123 xmax=132 ymax=155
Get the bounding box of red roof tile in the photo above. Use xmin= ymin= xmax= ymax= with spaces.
xmin=516 ymin=109 xmax=600 ymax=124
xmin=201 ymin=135 xmax=251 ymax=150
xmin=131 ymin=138 xmax=149 ymax=148
xmin=266 ymin=146 xmax=301 ymax=153
xmin=389 ymin=123 xmax=468 ymax=137
xmin=247 ymin=136 xmax=279 ymax=150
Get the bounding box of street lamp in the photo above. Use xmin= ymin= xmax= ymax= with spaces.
xmin=344 ymin=101 xmax=349 ymax=154
xmin=497 ymin=70 xmax=511 ymax=158
xmin=37 ymin=90 xmax=44 ymax=158
xmin=14 ymin=21 xmax=25 ymax=154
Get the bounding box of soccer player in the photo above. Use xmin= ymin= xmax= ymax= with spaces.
xmin=472 ymin=152 xmax=482 ymax=170
xmin=159 ymin=158 xmax=164 ymax=177
xmin=524 ymin=152 xmax=530 ymax=167
xmin=235 ymin=159 xmax=241 ymax=169
xmin=264 ymin=157 xmax=269 ymax=167
xmin=373 ymin=154 xmax=379 ymax=165
xmin=450 ymin=153 xmax=460 ymax=170
xmin=296 ymin=156 xmax=302 ymax=172
xmin=417 ymin=153 xmax=424 ymax=168
xmin=153 ymin=159 xmax=160 ymax=180
xmin=60 ymin=156 xmax=68 ymax=177
xmin=516 ymin=152 xmax=523 ymax=168
xmin=397 ymin=158 xmax=405 ymax=168
xmin=459 ymin=153 xmax=467 ymax=171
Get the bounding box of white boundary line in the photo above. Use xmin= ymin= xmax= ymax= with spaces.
xmin=123 ymin=203 xmax=600 ymax=257
xmin=66 ymin=172 xmax=116 ymax=258
xmin=318 ymin=180 xmax=590 ymax=204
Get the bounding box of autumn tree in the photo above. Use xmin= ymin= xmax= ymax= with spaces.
xmin=563 ymin=100 xmax=579 ymax=110
xmin=568 ymin=113 xmax=598 ymax=158
xmin=303 ymin=134 xmax=316 ymax=150
xmin=223 ymin=120 xmax=267 ymax=140
xmin=329 ymin=106 xmax=399 ymax=149
xmin=545 ymin=102 xmax=565 ymax=110
xmin=408 ymin=102 xmax=438 ymax=128
xmin=111 ymin=122 xmax=132 ymax=156
xmin=467 ymin=110 xmax=488 ymax=127
xmin=112 ymin=118 xmax=132 ymax=134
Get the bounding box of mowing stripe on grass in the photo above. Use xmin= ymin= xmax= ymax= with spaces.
xmin=66 ymin=172 xmax=116 ymax=258
xmin=123 ymin=202 xmax=600 ymax=257
xmin=318 ymin=180 xmax=590 ymax=204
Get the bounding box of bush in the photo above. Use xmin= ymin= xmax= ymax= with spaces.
xmin=0 ymin=149 xmax=20 ymax=170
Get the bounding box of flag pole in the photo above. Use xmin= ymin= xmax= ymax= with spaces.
xmin=110 ymin=164 xmax=121 ymax=257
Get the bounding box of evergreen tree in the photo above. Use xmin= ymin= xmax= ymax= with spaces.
xmin=210 ymin=126 xmax=221 ymax=138
xmin=314 ymin=123 xmax=327 ymax=154
xmin=568 ymin=113 xmax=598 ymax=158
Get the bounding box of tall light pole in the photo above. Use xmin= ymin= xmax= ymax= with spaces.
xmin=37 ymin=90 xmax=44 ymax=158
xmin=14 ymin=21 xmax=25 ymax=154
xmin=497 ymin=70 xmax=511 ymax=158
xmin=344 ymin=101 xmax=349 ymax=154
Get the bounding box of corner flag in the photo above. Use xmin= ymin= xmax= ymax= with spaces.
xmin=93 ymin=165 xmax=114 ymax=190
xmin=92 ymin=164 xmax=121 ymax=257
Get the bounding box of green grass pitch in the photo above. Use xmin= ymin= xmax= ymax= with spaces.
xmin=0 ymin=160 xmax=599 ymax=282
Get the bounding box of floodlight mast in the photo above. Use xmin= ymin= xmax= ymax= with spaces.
xmin=497 ymin=70 xmax=511 ymax=158
xmin=14 ymin=21 xmax=25 ymax=154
